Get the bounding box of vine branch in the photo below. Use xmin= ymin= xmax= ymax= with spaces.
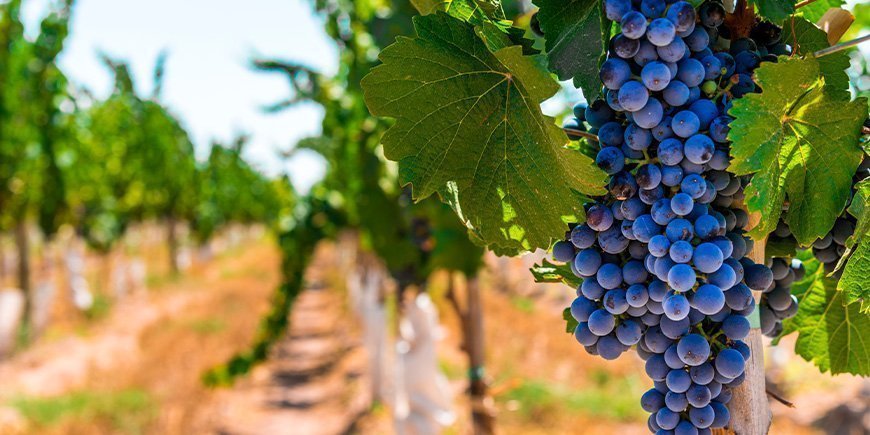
xmin=562 ymin=127 xmax=599 ymax=142
xmin=766 ymin=388 xmax=795 ymax=408
xmin=814 ymin=34 xmax=870 ymax=57
xmin=794 ymin=0 xmax=820 ymax=9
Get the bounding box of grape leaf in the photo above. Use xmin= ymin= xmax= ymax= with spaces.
xmin=728 ymin=56 xmax=867 ymax=245
xmin=563 ymin=306 xmax=579 ymax=333
xmin=362 ymin=13 xmax=607 ymax=254
xmin=533 ymin=0 xmax=609 ymax=101
xmin=837 ymin=179 xmax=870 ymax=311
xmin=782 ymin=16 xmax=851 ymax=97
xmin=752 ymin=0 xmax=795 ymax=23
xmin=796 ymin=0 xmax=845 ymax=23
xmin=530 ymin=258 xmax=582 ymax=288
xmin=411 ymin=0 xmax=505 ymax=20
xmin=778 ymin=256 xmax=870 ymax=376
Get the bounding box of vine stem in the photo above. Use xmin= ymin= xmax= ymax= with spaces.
xmin=794 ymin=0 xmax=821 ymax=9
xmin=814 ymin=34 xmax=870 ymax=58
xmin=563 ymin=127 xmax=599 ymax=142
xmin=766 ymin=389 xmax=796 ymax=408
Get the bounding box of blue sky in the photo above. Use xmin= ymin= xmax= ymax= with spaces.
xmin=23 ymin=0 xmax=337 ymax=192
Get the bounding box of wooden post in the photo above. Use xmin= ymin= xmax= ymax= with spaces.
xmin=465 ymin=276 xmax=494 ymax=435
xmin=446 ymin=273 xmax=495 ymax=435
xmin=167 ymin=216 xmax=179 ymax=275
xmin=15 ymin=221 xmax=31 ymax=342
xmin=713 ymin=211 xmax=771 ymax=435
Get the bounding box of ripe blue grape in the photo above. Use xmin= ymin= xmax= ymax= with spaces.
xmin=588 ymin=308 xmax=617 ymax=336
xmin=634 ymin=98 xmax=664 ymax=129
xmin=672 ymin=111 xmax=701 ymax=138
xmin=642 ymin=61 xmax=673 ymax=91
xmin=664 ymin=292 xmax=691 ymax=319
xmin=693 ymin=242 xmax=723 ymax=272
xmin=684 ymin=134 xmax=715 ymax=164
xmin=657 ymin=37 xmax=687 ymax=63
xmin=666 ymin=2 xmax=696 ymax=33
xmin=669 ymin=240 xmax=694 ymax=263
xmin=677 ymin=58 xmax=705 ymax=87
xmin=714 ymin=348 xmax=745 ymax=378
xmin=600 ymin=58 xmax=633 ymax=90
xmin=621 ymin=11 xmax=649 ymax=39
xmin=693 ymin=284 xmax=725 ymax=315
xmin=596 ymin=146 xmax=626 ymax=175
xmin=570 ymin=224 xmax=597 ymax=248
xmin=552 ymin=240 xmax=575 ymax=262
xmin=597 ymin=263 xmax=624 ymax=289
xmin=647 ymin=18 xmax=676 ymax=46
xmin=574 ymin=322 xmax=599 ymax=346
xmin=574 ymin=248 xmax=602 ymax=276
xmin=625 ymin=123 xmax=653 ymax=150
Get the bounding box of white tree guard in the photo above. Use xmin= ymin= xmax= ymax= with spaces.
xmin=0 ymin=290 xmax=24 ymax=357
xmin=64 ymin=243 xmax=93 ymax=311
xmin=129 ymin=257 xmax=147 ymax=294
xmin=355 ymin=268 xmax=392 ymax=403
xmin=31 ymin=280 xmax=56 ymax=336
xmin=111 ymin=257 xmax=130 ymax=299
xmin=393 ymin=293 xmax=456 ymax=435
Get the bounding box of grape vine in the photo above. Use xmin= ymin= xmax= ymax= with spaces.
xmin=362 ymin=0 xmax=869 ymax=432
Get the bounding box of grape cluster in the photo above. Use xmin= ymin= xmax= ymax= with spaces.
xmin=760 ymin=156 xmax=869 ymax=336
xmin=811 ymin=158 xmax=869 ymax=274
xmin=758 ymin=257 xmax=803 ymax=337
xmin=551 ymin=1 xmax=785 ymax=433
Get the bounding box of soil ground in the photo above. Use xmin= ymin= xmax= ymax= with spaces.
xmin=0 ymin=239 xmax=861 ymax=434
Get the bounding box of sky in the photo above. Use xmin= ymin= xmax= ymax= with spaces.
xmin=23 ymin=0 xmax=338 ymax=192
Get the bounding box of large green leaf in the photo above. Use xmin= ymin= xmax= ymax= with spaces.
xmin=837 ymin=179 xmax=870 ymax=311
xmin=362 ymin=13 xmax=607 ymax=254
xmin=796 ymin=0 xmax=844 ymax=23
xmin=533 ymin=0 xmax=609 ymax=101
xmin=728 ymin=56 xmax=867 ymax=245
xmin=782 ymin=17 xmax=851 ymax=97
xmin=752 ymin=0 xmax=795 ymax=23
xmin=779 ymin=256 xmax=870 ymax=376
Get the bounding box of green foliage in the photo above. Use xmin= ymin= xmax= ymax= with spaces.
xmin=530 ymin=258 xmax=582 ymax=288
xmin=778 ymin=254 xmax=870 ymax=376
xmin=203 ymin=192 xmax=344 ymax=387
xmin=728 ymin=56 xmax=867 ymax=245
xmin=363 ymin=12 xmax=606 ymax=255
xmin=782 ymin=17 xmax=851 ymax=96
xmin=837 ymin=179 xmax=870 ymax=311
xmin=0 ymin=0 xmax=74 ymax=236
xmin=562 ymin=306 xmax=579 ymax=333
xmin=533 ymin=0 xmax=610 ymax=101
xmin=752 ymin=0 xmax=795 ymax=23
xmin=9 ymin=389 xmax=156 ymax=432
xmin=796 ymin=0 xmax=844 ymax=23
xmin=498 ymin=373 xmax=647 ymax=422
xmin=190 ymin=138 xmax=289 ymax=244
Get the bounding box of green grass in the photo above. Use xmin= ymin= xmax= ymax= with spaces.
xmin=509 ymin=296 xmax=536 ymax=313
xmin=84 ymin=294 xmax=112 ymax=321
xmin=187 ymin=317 xmax=226 ymax=334
xmin=9 ymin=389 xmax=157 ymax=433
xmin=498 ymin=369 xmax=647 ymax=422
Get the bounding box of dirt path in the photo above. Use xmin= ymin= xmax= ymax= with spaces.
xmin=196 ymin=281 xmax=371 ymax=435
xmin=0 ymin=239 xmax=280 ymax=433
xmin=0 ymin=240 xmax=372 ymax=435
